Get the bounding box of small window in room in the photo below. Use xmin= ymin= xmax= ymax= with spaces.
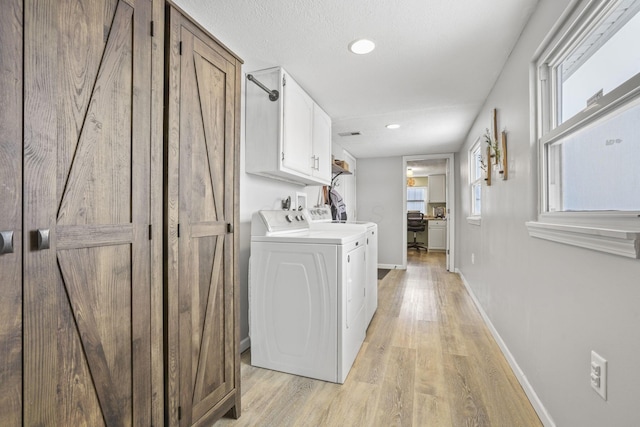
xmin=470 ymin=140 xmax=483 ymax=217
xmin=407 ymin=187 xmax=427 ymax=214
xmin=528 ymin=0 xmax=640 ymax=258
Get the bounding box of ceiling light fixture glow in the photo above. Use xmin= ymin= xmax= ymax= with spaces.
xmin=348 ymin=39 xmax=375 ymax=55
xmin=386 ymin=124 xmax=400 ymax=129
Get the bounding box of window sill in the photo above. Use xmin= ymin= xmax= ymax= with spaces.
xmin=467 ymin=216 xmax=482 ymax=226
xmin=525 ymin=221 xmax=640 ymax=259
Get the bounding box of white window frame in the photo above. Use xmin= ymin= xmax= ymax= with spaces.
xmin=407 ymin=186 xmax=428 ymax=214
xmin=467 ymin=138 xmax=482 ymax=225
xmin=526 ymin=0 xmax=640 ymax=258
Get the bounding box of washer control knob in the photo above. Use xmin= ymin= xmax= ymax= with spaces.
xmin=285 ymin=214 xmax=293 ymax=223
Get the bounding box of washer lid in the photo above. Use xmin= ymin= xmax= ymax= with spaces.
xmin=251 ymin=228 xmax=364 ymax=245
xmin=305 ymin=207 xmax=377 ymax=231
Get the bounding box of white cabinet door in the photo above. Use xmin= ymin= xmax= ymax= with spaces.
xmin=282 ymin=73 xmax=314 ymax=175
xmin=312 ymin=104 xmax=331 ymax=184
xmin=428 ymin=174 xmax=446 ymax=203
xmin=428 ymin=221 xmax=447 ymax=250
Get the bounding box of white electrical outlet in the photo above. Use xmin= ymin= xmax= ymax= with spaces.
xmin=471 ymin=253 xmax=475 ymax=264
xmin=590 ymin=351 xmax=607 ymax=400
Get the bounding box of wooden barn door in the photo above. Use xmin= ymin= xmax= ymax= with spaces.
xmin=165 ymin=5 xmax=240 ymax=426
xmin=23 ymin=0 xmax=153 ymax=425
xmin=0 ymin=0 xmax=23 ymax=425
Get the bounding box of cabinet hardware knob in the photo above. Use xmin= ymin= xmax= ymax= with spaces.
xmin=0 ymin=230 xmax=14 ymax=254
xmin=37 ymin=229 xmax=50 ymax=250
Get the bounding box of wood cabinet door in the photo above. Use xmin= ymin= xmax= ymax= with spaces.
xmin=0 ymin=0 xmax=22 ymax=425
xmin=23 ymin=0 xmax=153 ymax=425
xmin=165 ymin=6 xmax=239 ymax=426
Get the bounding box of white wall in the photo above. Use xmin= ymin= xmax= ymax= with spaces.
xmin=456 ymin=1 xmax=640 ymax=425
xmin=357 ymin=157 xmax=404 ymax=268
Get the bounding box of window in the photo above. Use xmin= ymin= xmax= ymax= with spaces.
xmin=527 ymin=0 xmax=640 ymax=258
xmin=469 ymin=139 xmax=483 ymax=222
xmin=407 ymin=187 xmax=427 ymax=214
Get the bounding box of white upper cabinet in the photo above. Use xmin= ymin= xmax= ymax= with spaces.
xmin=245 ymin=67 xmax=331 ymax=186
xmin=428 ymin=174 xmax=446 ymax=203
xmin=282 ymin=75 xmax=313 ymax=175
xmin=312 ymin=104 xmax=332 ymax=183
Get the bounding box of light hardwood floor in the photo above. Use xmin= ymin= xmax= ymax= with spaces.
xmin=215 ymin=251 xmax=542 ymax=426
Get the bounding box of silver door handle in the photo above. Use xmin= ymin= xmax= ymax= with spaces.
xmin=0 ymin=230 xmax=13 ymax=254
xmin=37 ymin=229 xmax=50 ymax=250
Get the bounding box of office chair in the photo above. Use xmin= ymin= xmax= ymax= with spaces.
xmin=407 ymin=212 xmax=428 ymax=251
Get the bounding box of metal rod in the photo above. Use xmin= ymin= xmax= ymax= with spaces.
xmin=247 ymin=74 xmax=279 ymax=102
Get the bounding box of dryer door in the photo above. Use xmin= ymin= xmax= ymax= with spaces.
xmin=346 ymin=244 xmax=366 ymax=331
xmin=340 ymin=242 xmax=366 ymax=383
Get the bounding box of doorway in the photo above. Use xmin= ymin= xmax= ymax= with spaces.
xmin=402 ymin=154 xmax=455 ymax=271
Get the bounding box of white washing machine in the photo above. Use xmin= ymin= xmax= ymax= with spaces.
xmin=250 ymin=210 xmax=367 ymax=384
xmin=305 ymin=206 xmax=378 ymax=327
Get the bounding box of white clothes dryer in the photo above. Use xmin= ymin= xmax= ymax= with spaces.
xmin=249 ymin=210 xmax=367 ymax=383
xmin=305 ymin=206 xmax=378 ymax=327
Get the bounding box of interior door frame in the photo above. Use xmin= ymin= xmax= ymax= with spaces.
xmin=402 ymin=153 xmax=455 ymax=271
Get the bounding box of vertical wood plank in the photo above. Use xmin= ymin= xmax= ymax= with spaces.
xmin=0 ymin=0 xmax=23 ymax=424
xmin=374 ymin=346 xmax=416 ymax=426
xmin=164 ymin=5 xmax=182 ymax=426
xmin=150 ymin=0 xmax=166 ymax=425
xmin=231 ymin=55 xmax=243 ymax=419
xmin=177 ymin=24 xmax=195 ymax=427
xmin=131 ymin=0 xmax=153 ymax=424
xmin=23 ymin=0 xmax=61 ymax=423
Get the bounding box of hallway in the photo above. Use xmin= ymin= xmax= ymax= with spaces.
xmin=216 ymin=251 xmax=541 ymax=426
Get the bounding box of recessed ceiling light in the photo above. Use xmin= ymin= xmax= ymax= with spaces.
xmin=386 ymin=124 xmax=400 ymax=129
xmin=348 ymin=39 xmax=375 ymax=55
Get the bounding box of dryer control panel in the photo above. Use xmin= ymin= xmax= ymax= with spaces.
xmin=305 ymin=206 xmax=333 ymax=222
xmin=252 ymin=210 xmax=310 ymax=235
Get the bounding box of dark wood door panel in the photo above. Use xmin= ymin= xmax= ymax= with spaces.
xmin=23 ymin=0 xmax=152 ymax=425
xmin=166 ymin=5 xmax=239 ymax=425
xmin=0 ymin=0 xmax=23 ymax=424
xmin=177 ymin=32 xmax=234 ymax=422
xmin=57 ymin=0 xmax=134 ymax=226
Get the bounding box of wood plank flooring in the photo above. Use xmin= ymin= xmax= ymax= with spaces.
xmin=215 ymin=250 xmax=542 ymax=426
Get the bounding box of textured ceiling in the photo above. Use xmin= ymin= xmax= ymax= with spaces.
xmin=173 ymin=0 xmax=539 ymax=158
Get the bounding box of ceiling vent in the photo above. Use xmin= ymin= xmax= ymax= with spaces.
xmin=338 ymin=131 xmax=361 ymax=137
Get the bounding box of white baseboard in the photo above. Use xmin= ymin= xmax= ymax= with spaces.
xmin=457 ymin=271 xmax=556 ymax=427
xmin=240 ymin=336 xmax=251 ymax=353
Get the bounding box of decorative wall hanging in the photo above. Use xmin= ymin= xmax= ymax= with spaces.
xmin=485 ymin=145 xmax=492 ymax=186
xmin=483 ymin=108 xmax=508 ymax=183
xmin=500 ymin=130 xmax=508 ymax=180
